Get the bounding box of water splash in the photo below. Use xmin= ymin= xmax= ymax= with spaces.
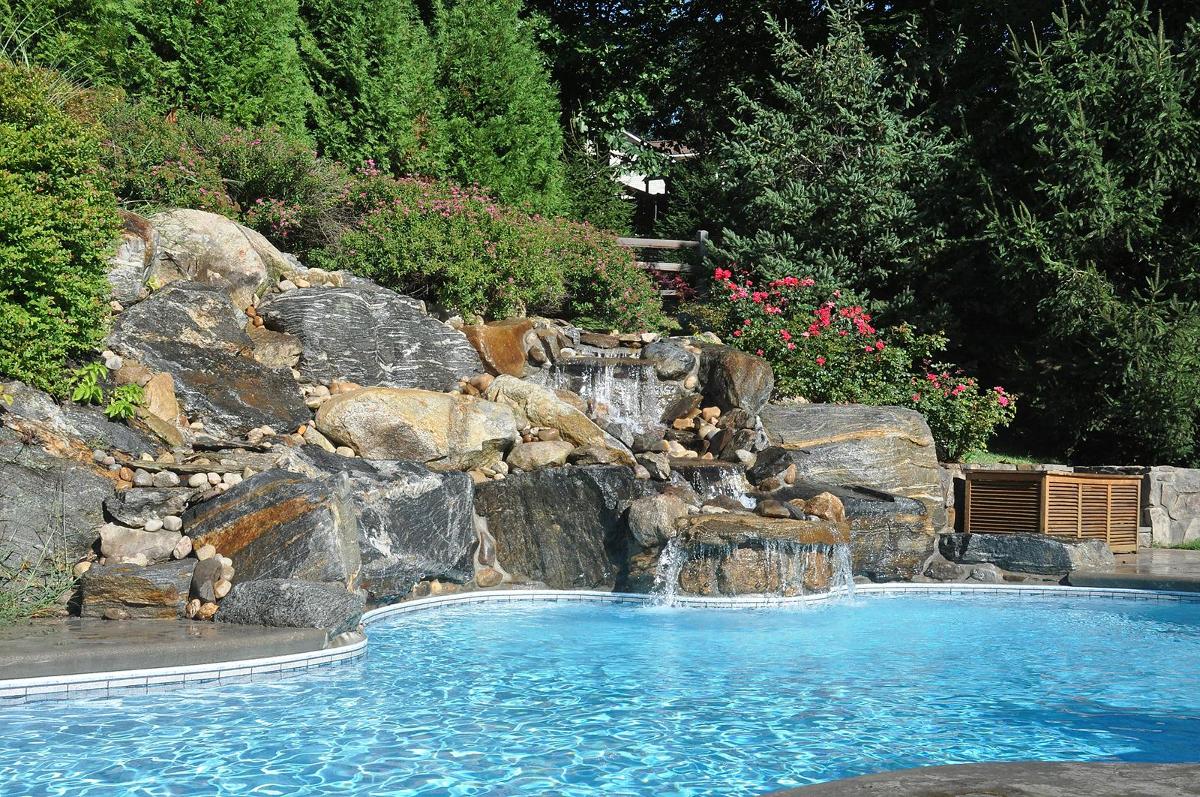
xmin=678 ymin=466 xmax=756 ymax=509
xmin=649 ymin=536 xmax=687 ymax=606
xmin=550 ymin=358 xmax=673 ymax=432
xmin=831 ymin=542 xmax=856 ymax=600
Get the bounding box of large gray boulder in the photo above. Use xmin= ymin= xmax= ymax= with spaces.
xmin=109 ymin=282 xmax=309 ymax=437
xmin=217 ymin=579 xmax=364 ymax=639
xmin=79 ymin=559 xmax=196 ymax=619
xmin=759 ymin=404 xmax=948 ymax=530
xmin=183 ymin=470 xmax=361 ymax=587
xmin=0 ymin=428 xmax=114 ymax=572
xmin=473 ymin=466 xmax=649 ymax=589
xmin=257 ymin=284 xmax=482 ymax=390
xmin=292 ymin=449 xmax=477 ymax=601
xmin=149 ymin=209 xmax=286 ymax=309
xmin=2 ymin=380 xmax=158 ymax=458
xmin=314 ymin=387 xmax=517 ymax=470
xmin=939 ymin=532 xmax=1114 ymax=575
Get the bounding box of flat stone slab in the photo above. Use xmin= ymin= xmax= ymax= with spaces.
xmin=0 ymin=619 xmax=325 ymax=680
xmin=764 ymin=762 xmax=1200 ymax=796
xmin=1072 ymin=547 xmax=1200 ymax=593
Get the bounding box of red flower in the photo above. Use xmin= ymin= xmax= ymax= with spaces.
xmin=816 ymin=356 xmax=826 ymax=366
xmin=875 ymin=340 xmax=885 ymax=351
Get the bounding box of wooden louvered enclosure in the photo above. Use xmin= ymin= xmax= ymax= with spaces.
xmin=964 ymin=471 xmax=1141 ymax=554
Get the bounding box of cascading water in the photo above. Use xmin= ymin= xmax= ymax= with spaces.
xmin=674 ymin=465 xmax=757 ymax=509
xmin=648 ymin=536 xmax=686 ymax=607
xmin=548 ymin=358 xmax=674 ymax=432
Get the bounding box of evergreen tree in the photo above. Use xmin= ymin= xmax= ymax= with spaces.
xmin=125 ymin=0 xmax=312 ymax=135
xmin=0 ymin=0 xmax=133 ymax=84
xmin=707 ymin=11 xmax=955 ymax=308
xmin=435 ymin=0 xmax=565 ymax=214
xmin=984 ymin=3 xmax=1200 ymax=464
xmin=299 ymin=0 xmax=445 ymax=175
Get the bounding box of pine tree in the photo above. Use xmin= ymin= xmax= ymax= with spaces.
xmin=126 ymin=0 xmax=313 ymax=136
xmin=435 ymin=0 xmax=565 ymax=214
xmin=984 ymin=3 xmax=1200 ymax=464
xmin=709 ymin=11 xmax=955 ymax=305
xmin=299 ymin=0 xmax=445 ymax=175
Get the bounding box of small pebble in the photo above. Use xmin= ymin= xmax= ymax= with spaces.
xmin=223 ymin=473 xmax=242 ymax=487
xmin=213 ymin=579 xmax=232 ymax=599
xmin=72 ymin=561 xmax=92 ymax=577
xmin=133 ymin=469 xmax=154 ymax=487
xmin=172 ymin=536 xmax=193 ymax=560
xmin=143 ymin=518 xmax=164 ymax=532
xmin=118 ymin=466 xmax=135 ymax=481
xmin=335 ymin=446 xmax=356 ymax=458
xmin=162 ymin=516 xmax=182 ymax=532
xmin=102 ymin=455 xmax=116 ymax=466
xmin=184 ymin=598 xmax=201 ymax=619
xmin=277 ymin=279 xmax=298 ymax=292
xmin=207 ymin=472 xmax=222 ymax=485
xmin=103 ymin=354 xmax=123 ymax=371
xmin=188 ymin=473 xmax=208 ymax=488
xmin=196 ymin=602 xmax=219 ymax=621
xmin=151 ymin=470 xmax=180 ymax=488
xmin=92 ymin=449 xmax=107 ymax=463
xmin=196 ymin=544 xmax=217 ymax=561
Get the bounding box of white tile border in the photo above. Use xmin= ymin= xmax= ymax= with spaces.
xmin=2 ymin=583 xmax=1197 ymax=704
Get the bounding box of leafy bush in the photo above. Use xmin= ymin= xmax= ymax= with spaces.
xmin=310 ymin=176 xmax=665 ymax=329
xmin=562 ymin=144 xmax=633 ymax=234
xmin=711 ymin=267 xmax=1014 ymax=460
xmin=435 ymin=0 xmax=566 ymax=215
xmin=0 ymin=61 xmax=119 ymax=394
xmin=299 ymin=0 xmax=446 ymax=175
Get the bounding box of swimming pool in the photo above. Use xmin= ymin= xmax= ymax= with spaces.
xmin=3 ymin=592 xmax=1199 ymax=796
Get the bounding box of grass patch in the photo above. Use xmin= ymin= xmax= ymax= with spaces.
xmin=1156 ymin=539 xmax=1200 ymax=551
xmin=0 ymin=553 xmax=76 ymax=626
xmin=962 ymin=449 xmax=1064 ymax=466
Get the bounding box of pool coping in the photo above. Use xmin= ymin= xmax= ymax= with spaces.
xmin=2 ymin=582 xmax=1198 ymax=704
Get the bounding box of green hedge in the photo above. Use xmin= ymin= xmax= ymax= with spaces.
xmin=0 ymin=62 xmax=119 ymax=394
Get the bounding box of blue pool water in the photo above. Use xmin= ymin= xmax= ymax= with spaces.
xmin=3 ymin=593 xmax=1200 ymax=796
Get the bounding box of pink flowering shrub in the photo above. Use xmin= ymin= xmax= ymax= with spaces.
xmin=311 ymin=177 xmax=666 ymax=328
xmin=712 ymin=267 xmax=1015 ymax=459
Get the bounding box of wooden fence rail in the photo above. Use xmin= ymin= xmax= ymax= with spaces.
xmin=616 ymin=230 xmax=708 ymax=296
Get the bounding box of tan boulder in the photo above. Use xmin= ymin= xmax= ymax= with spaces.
xmin=149 ymin=209 xmax=287 ymax=309
xmin=462 ymin=318 xmax=534 ymax=377
xmin=506 ymin=440 xmax=575 ymax=471
xmin=483 ymin=375 xmax=607 ymax=448
xmin=315 ymin=387 xmax=518 ymax=470
xmin=142 ymin=372 xmax=180 ymax=425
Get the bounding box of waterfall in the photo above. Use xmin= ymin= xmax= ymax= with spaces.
xmin=678 ymin=466 xmax=756 ymax=509
xmin=649 ymin=536 xmax=687 ymax=607
xmin=549 ymin=358 xmax=672 ymax=432
xmin=831 ymin=542 xmax=856 ymax=599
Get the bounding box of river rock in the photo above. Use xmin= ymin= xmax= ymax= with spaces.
xmin=290 ymin=449 xmax=477 ymax=601
xmin=627 ymin=493 xmax=690 ymax=548
xmin=98 ymin=523 xmax=181 ymax=565
xmin=109 ymin=282 xmax=309 ymax=437
xmin=80 ymin=559 xmax=196 ymax=619
xmin=217 ymin=579 xmax=364 ymax=639
xmin=0 ymin=428 xmax=115 ymax=573
xmin=759 ymin=404 xmax=947 ymax=530
xmin=474 ymin=466 xmax=648 ymax=589
xmin=698 ymin=344 xmax=774 ymax=415
xmin=256 ymin=283 xmax=482 ymax=390
xmin=463 ymin=318 xmax=534 ymax=377
xmin=149 ymin=209 xmax=285 ymax=308
xmin=314 ymin=387 xmax=517 ymax=470
xmin=567 ymin=443 xmax=636 ymax=467
xmin=183 ymin=470 xmax=361 ymax=587
xmin=939 ymin=532 xmax=1114 ymax=576
xmin=107 ymin=210 xmax=158 ymax=306
xmin=190 ymin=556 xmax=224 ymax=602
xmin=248 ymin=326 xmax=303 ymax=370
xmin=507 ymin=440 xmax=575 ymax=471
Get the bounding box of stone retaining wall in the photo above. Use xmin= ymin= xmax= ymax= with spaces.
xmin=940 ymin=463 xmax=1200 ymax=548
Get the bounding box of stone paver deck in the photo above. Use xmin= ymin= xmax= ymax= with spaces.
xmin=764 ymin=762 xmax=1200 ymax=796
xmin=1072 ymin=548 xmax=1200 ymax=592
xmin=0 ymin=618 xmax=326 ymax=680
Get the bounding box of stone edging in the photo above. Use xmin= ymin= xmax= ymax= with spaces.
xmin=3 ymin=583 xmax=1198 ymax=704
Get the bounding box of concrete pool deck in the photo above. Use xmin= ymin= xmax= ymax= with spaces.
xmin=0 ymin=618 xmax=326 ymax=680
xmin=765 ymin=762 xmax=1200 ymax=796
xmin=1072 ymin=548 xmax=1200 ymax=593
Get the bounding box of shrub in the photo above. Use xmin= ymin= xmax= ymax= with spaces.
xmin=0 ymin=61 xmax=119 ymax=394
xmin=711 ymin=267 xmax=1014 ymax=460
xmin=562 ymin=143 xmax=633 ymax=234
xmin=310 ymin=176 xmax=665 ymax=329
xmin=435 ymin=0 xmax=566 ymax=215
xmin=299 ymin=0 xmax=446 ymax=175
